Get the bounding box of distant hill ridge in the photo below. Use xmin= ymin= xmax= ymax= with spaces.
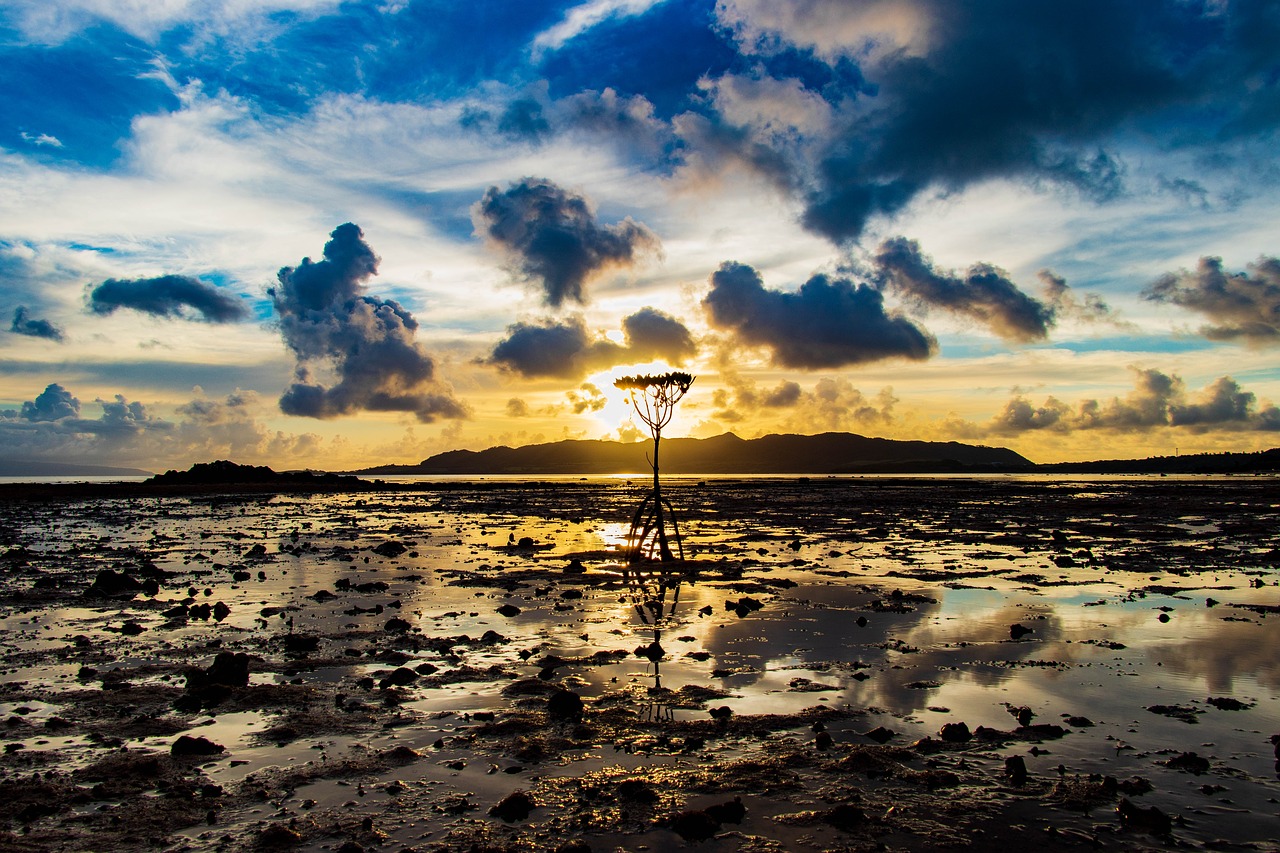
xmin=359 ymin=431 xmax=1033 ymax=475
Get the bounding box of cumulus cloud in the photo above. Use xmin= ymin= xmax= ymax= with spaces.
xmin=88 ymin=274 xmax=249 ymax=323
xmin=488 ymin=307 xmax=696 ymax=379
xmin=0 ymin=383 xmax=324 ymax=468
xmin=989 ymin=368 xmax=1280 ymax=435
xmin=703 ymin=260 xmax=934 ymax=369
xmin=1143 ymin=255 xmax=1280 ymax=344
xmin=10 ymin=306 xmax=64 ymax=341
xmin=269 ymin=222 xmax=468 ymax=422
xmin=711 ymin=0 xmax=1280 ymax=243
xmin=472 ymin=177 xmax=662 ymax=307
xmin=874 ymin=237 xmax=1055 ymax=342
xmin=711 ymin=374 xmax=897 ymax=433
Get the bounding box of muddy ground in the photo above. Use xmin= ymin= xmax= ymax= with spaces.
xmin=0 ymin=475 xmax=1277 ymax=852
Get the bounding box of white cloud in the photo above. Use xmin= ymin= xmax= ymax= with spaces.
xmin=530 ymin=0 xmax=667 ymax=57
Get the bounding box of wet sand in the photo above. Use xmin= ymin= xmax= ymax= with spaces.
xmin=0 ymin=475 xmax=1277 ymax=852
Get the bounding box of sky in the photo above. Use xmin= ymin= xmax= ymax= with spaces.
xmin=1 ymin=0 xmax=1278 ymax=471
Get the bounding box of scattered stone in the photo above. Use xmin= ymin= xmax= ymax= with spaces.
xmin=864 ymin=726 xmax=895 ymax=744
xmin=490 ymin=790 xmax=536 ymax=822
xmin=496 ymin=604 xmax=522 ymax=617
xmin=187 ymin=652 xmax=250 ymax=690
xmin=1164 ymin=752 xmax=1211 ymax=774
xmin=84 ymin=570 xmax=143 ymax=598
xmin=257 ymin=823 xmax=303 ymax=846
xmin=554 ymin=842 xmax=592 ymax=853
xmin=709 ymin=705 xmax=733 ymax=721
xmin=1116 ymin=797 xmax=1172 ymax=835
xmin=822 ymin=803 xmax=866 ymax=831
xmin=564 ymin=559 xmax=586 ymax=575
xmin=384 ymin=617 xmax=412 ymax=633
xmin=171 ymin=735 xmax=225 ymax=757
xmin=939 ymin=722 xmax=972 ymax=743
xmin=283 ymin=634 xmax=320 ymax=654
xmin=1065 ymin=715 xmax=1094 ymax=727
xmin=1005 ymin=755 xmax=1028 ymax=786
xmin=706 ymin=797 xmax=746 ymax=825
xmin=669 ymin=809 xmax=720 ymax=842
xmin=547 ymin=689 xmax=584 ymax=721
xmin=1206 ymin=696 xmax=1253 ymax=711
xmin=372 ymin=541 xmax=408 ymax=558
xmin=1009 ymin=623 xmax=1033 ymax=639
xmin=1147 ymin=704 xmax=1202 ymax=723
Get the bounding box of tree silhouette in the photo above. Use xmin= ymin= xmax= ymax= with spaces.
xmin=615 ymin=371 xmax=694 ymax=563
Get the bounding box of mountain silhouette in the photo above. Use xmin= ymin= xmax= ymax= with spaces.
xmin=358 ymin=432 xmax=1033 ymax=475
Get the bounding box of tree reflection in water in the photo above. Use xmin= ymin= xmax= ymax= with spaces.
xmin=623 ymin=554 xmax=696 ymax=723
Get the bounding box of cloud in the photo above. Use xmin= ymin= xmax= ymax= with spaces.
xmin=873 ymin=237 xmax=1055 ymax=342
xmin=88 ymin=274 xmax=250 ymax=322
xmin=713 ymin=0 xmax=1280 ymax=243
xmin=711 ymin=374 xmax=897 ymax=433
xmin=702 ymin=260 xmax=935 ymax=368
xmin=531 ymin=0 xmax=666 ymax=56
xmin=1142 ymin=255 xmax=1280 ymax=344
xmin=989 ymin=368 xmax=1280 ymax=435
xmin=505 ymin=398 xmax=530 ymax=417
xmin=567 ymin=382 xmax=607 ymax=414
xmin=488 ymin=306 xmax=696 ymax=379
xmin=472 ymin=177 xmax=662 ymax=307
xmin=0 ymin=383 xmax=324 ymax=467
xmin=269 ymin=222 xmax=468 ymax=422
xmin=10 ymin=306 xmax=65 ymax=341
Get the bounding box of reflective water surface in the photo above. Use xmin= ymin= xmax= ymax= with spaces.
xmin=0 ymin=475 xmax=1277 ymax=851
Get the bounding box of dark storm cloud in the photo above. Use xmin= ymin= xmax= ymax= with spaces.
xmin=488 ymin=307 xmax=697 ymax=380
xmin=1142 ymin=255 xmax=1280 ymax=344
xmin=472 ymin=177 xmax=661 ymax=307
xmin=88 ymin=274 xmax=249 ymax=322
xmin=716 ymin=0 xmax=1280 ymax=243
xmin=873 ymin=237 xmax=1054 ymax=342
xmin=989 ymin=368 xmax=1280 ymax=434
xmin=10 ymin=306 xmax=64 ymax=341
xmin=269 ymin=223 xmax=468 ymax=422
xmin=702 ymin=260 xmax=935 ymax=369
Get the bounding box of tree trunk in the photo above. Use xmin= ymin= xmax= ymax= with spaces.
xmin=652 ymin=431 xmax=674 ymax=561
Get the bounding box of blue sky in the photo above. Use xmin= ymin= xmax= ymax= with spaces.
xmin=1 ymin=0 xmax=1277 ymax=470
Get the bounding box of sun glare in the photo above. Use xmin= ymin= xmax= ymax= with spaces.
xmin=584 ymin=361 xmax=683 ymax=439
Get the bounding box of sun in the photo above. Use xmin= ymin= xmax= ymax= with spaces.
xmin=583 ymin=361 xmax=686 ymax=440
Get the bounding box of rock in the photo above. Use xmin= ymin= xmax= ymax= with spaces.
xmin=1009 ymin=623 xmax=1033 ymax=639
xmin=1116 ymin=797 xmax=1172 ymax=835
xmin=372 ymin=541 xmax=408 ymax=558
xmin=1158 ymin=612 xmax=1170 ymax=623
xmin=171 ymin=735 xmax=225 ymax=757
xmin=1005 ymin=755 xmax=1028 ymax=786
xmin=120 ymin=621 xmax=146 ymax=636
xmin=383 ymin=667 xmax=418 ymax=687
xmin=709 ymin=705 xmax=733 ymax=721
xmin=335 ymin=842 xmax=365 ymax=853
xmin=823 ymin=803 xmax=866 ymax=831
xmin=705 ymin=797 xmax=746 ymax=825
xmin=1065 ymin=715 xmax=1094 ymax=727
xmin=547 ymin=689 xmax=584 ymax=721
xmin=855 ymin=616 xmax=868 ymax=627
xmin=496 ymin=604 xmax=522 ymax=617
xmin=283 ymin=634 xmax=320 ymax=653
xmin=815 ymin=731 xmax=833 ymax=750
xmin=939 ymin=722 xmax=972 ymax=743
xmin=212 ymin=601 xmax=231 ymax=621
xmin=489 ymin=790 xmax=536 ymax=822
xmin=617 ymin=779 xmax=659 ymax=803
xmin=187 ymin=652 xmax=250 ymax=689
xmin=257 ymin=823 xmax=303 ymax=846
xmin=634 ymin=641 xmax=665 ymax=662
xmin=1164 ymin=751 xmax=1210 ymax=774
xmin=384 ymin=617 xmax=412 ymax=633
xmin=864 ymin=726 xmax=896 ymax=744
xmin=669 ymin=809 xmax=720 ymax=842
xmin=1206 ymin=696 xmax=1253 ymax=711
xmin=85 ymin=570 xmax=143 ymax=597
xmin=564 ymin=559 xmax=586 ymax=574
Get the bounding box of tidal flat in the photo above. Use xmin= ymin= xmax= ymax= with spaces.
xmin=0 ymin=475 xmax=1277 ymax=852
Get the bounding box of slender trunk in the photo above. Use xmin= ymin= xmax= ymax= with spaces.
xmin=652 ymin=430 xmax=674 ymax=561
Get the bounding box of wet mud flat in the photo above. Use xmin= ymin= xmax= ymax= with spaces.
xmin=0 ymin=474 xmax=1277 ymax=852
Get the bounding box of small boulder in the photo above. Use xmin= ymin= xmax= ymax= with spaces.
xmin=939 ymin=722 xmax=972 ymax=743
xmin=171 ymin=735 xmax=225 ymax=757
xmin=489 ymin=790 xmax=536 ymax=822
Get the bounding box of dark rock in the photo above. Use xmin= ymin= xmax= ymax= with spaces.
xmin=257 ymin=823 xmax=302 ymax=846
xmin=617 ymin=779 xmax=659 ymax=803
xmin=864 ymin=726 xmax=895 ymax=743
xmin=939 ymin=722 xmax=971 ymax=743
xmin=120 ymin=621 xmax=146 ymax=636
xmin=383 ymin=667 xmax=418 ymax=687
xmin=335 ymin=843 xmax=365 ymax=853
xmin=187 ymin=652 xmax=250 ymax=690
xmin=372 ymin=541 xmax=408 ymax=558
xmin=489 ymin=790 xmax=536 ymax=822
xmin=283 ymin=634 xmax=320 ymax=654
xmin=212 ymin=601 xmax=231 ymax=621
xmin=705 ymin=797 xmax=745 ymax=825
xmin=1005 ymin=755 xmax=1028 ymax=786
xmin=669 ymin=809 xmax=720 ymax=842
xmin=547 ymin=689 xmax=584 ymax=721
xmin=1116 ymin=797 xmax=1172 ymax=835
xmin=171 ymin=735 xmax=225 ymax=757
xmin=855 ymin=615 xmax=868 ymax=627
xmin=564 ymin=559 xmax=586 ymax=575
xmin=1009 ymin=623 xmax=1033 ymax=639
xmin=85 ymin=570 xmax=143 ymax=597
xmin=709 ymin=705 xmax=733 ymax=721
xmin=384 ymin=617 xmax=412 ymax=633
xmin=823 ymin=803 xmax=866 ymax=831
xmin=1206 ymin=696 xmax=1253 ymax=711
xmin=815 ymin=731 xmax=833 ymax=750
xmin=1065 ymin=715 xmax=1094 ymax=727
xmin=1164 ymin=752 xmax=1211 ymax=774
xmin=496 ymin=604 xmax=522 ymax=617
xmin=635 ymin=641 xmax=664 ymax=662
